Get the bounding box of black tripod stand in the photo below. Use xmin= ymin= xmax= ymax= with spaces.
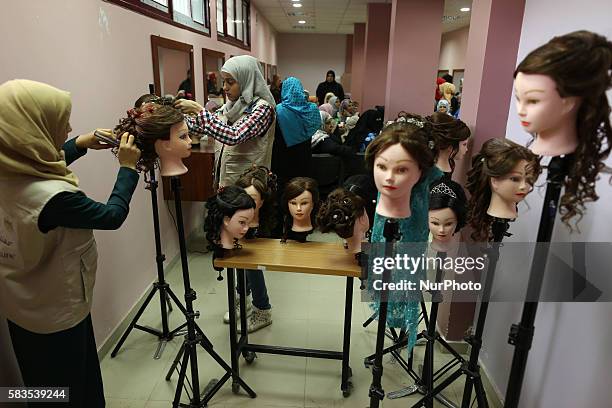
xmin=165 ymin=176 xmax=255 ymax=407
xmin=111 ymin=168 xmax=187 ymax=359
xmin=504 ymin=155 xmax=571 ymax=407
xmin=412 ymin=218 xmax=511 ymax=408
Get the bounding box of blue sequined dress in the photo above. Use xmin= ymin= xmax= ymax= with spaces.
xmin=368 ymin=167 xmax=443 ymax=352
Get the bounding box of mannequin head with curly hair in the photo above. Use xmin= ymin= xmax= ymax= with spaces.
xmin=428 ymin=177 xmax=467 ymax=251
xmin=317 ymin=187 xmax=369 ymax=253
xmin=204 ymin=186 xmax=255 ymax=250
xmin=235 ymin=165 xmax=278 ymax=237
xmin=426 ymin=112 xmax=471 ymax=175
xmin=365 ymin=116 xmax=436 ymax=218
xmin=466 ymin=138 xmax=541 ymax=241
xmin=282 ymin=177 xmax=319 ymax=239
xmin=514 ymin=30 xmax=612 ymax=227
xmin=114 ymin=96 xmax=189 ymax=175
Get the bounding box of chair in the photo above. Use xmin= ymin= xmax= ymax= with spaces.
xmin=310 ymin=154 xmax=344 ymax=198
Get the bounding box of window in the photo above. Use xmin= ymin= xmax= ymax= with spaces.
xmin=104 ymin=0 xmax=210 ymax=36
xmin=217 ymin=0 xmax=250 ymax=49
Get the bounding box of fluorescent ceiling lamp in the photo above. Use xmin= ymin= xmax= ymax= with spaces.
xmin=293 ymin=3 xmax=302 ymax=7
xmin=460 ymin=7 xmax=470 ymax=12
xmin=298 ymin=20 xmax=306 ymax=24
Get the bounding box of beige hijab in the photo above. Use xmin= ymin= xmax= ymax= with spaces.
xmin=0 ymin=79 xmax=78 ymax=186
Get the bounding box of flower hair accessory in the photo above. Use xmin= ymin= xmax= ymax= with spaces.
xmin=405 ymin=117 xmax=424 ymax=128
xmin=430 ymin=182 xmax=457 ymax=199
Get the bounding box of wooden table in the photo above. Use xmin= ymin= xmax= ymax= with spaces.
xmin=214 ymin=238 xmax=361 ymax=397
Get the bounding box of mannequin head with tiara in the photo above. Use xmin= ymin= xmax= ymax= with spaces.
xmin=428 ymin=177 xmax=467 ymax=252
xmin=114 ymin=95 xmax=190 ymax=176
xmin=466 ymin=138 xmax=541 ymax=242
xmin=317 ymin=187 xmax=369 ymax=253
xmin=513 ymin=30 xmax=612 ymax=227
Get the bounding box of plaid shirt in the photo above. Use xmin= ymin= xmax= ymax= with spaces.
xmin=185 ymin=103 xmax=275 ymax=146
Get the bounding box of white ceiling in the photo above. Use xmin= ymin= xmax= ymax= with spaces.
xmin=252 ymin=0 xmax=473 ymax=34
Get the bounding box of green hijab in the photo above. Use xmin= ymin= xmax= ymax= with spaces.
xmin=0 ymin=79 xmax=78 ymax=186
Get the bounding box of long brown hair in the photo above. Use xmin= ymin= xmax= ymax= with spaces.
xmin=282 ymin=177 xmax=319 ymax=236
xmin=426 ymin=112 xmax=471 ymax=174
xmin=114 ymin=97 xmax=184 ymax=172
xmin=515 ymin=30 xmax=612 ymax=227
xmin=235 ymin=165 xmax=278 ymax=237
xmin=466 ymin=138 xmax=541 ymax=242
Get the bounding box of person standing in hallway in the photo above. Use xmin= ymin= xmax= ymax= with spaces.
xmin=316 ymin=70 xmax=345 ymax=106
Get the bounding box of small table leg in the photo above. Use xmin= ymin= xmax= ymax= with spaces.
xmin=341 ymin=276 xmax=354 ymax=397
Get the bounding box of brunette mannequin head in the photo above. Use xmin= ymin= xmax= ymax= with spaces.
xmin=428 ymin=177 xmax=467 ymax=251
xmin=514 ymin=30 xmax=612 ymax=226
xmin=234 ymin=165 xmax=278 ymax=236
xmin=466 ymin=138 xmax=541 ymax=241
xmin=317 ymin=188 xmax=369 ymax=253
xmin=204 ymin=186 xmax=256 ymax=250
xmin=282 ymin=177 xmax=319 ymax=235
xmin=426 ymin=112 xmax=471 ymax=174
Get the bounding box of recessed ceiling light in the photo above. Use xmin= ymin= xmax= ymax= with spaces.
xmin=298 ymin=20 xmax=306 ymax=24
xmin=291 ymin=0 xmax=300 ymax=2
xmin=293 ymin=3 xmax=302 ymax=8
xmin=460 ymin=7 xmax=470 ymax=12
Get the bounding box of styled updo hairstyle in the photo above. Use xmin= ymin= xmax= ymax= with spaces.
xmin=426 ymin=112 xmax=471 ymax=174
xmin=515 ymin=30 xmax=612 ymax=227
xmin=466 ymin=138 xmax=541 ymax=241
xmin=365 ymin=115 xmax=437 ymax=179
xmin=343 ymin=174 xmax=377 ymax=230
xmin=203 ymin=185 xmax=256 ymax=251
xmin=281 ymin=177 xmax=320 ymax=236
xmin=235 ymin=165 xmax=278 ymax=237
xmin=317 ymin=188 xmax=366 ymax=239
xmin=429 ymin=177 xmax=468 ymax=233
xmin=114 ymin=95 xmax=184 ymax=172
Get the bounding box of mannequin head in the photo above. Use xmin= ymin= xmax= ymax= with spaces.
xmin=428 ymin=178 xmax=467 ymax=250
xmin=439 ymin=82 xmax=455 ymax=102
xmin=114 ymin=98 xmax=187 ymax=173
xmin=427 ymin=112 xmax=471 ymax=174
xmin=466 ymin=138 xmax=541 ymax=241
xmin=514 ymin=30 xmax=612 ymax=225
xmin=317 ymin=188 xmax=369 ymax=253
xmin=342 ymin=174 xmax=377 ymax=230
xmin=282 ymin=177 xmax=319 ymax=234
xmin=204 ymin=186 xmax=256 ymax=250
xmin=365 ymin=117 xmax=436 ymax=218
xmin=235 ymin=165 xmax=278 ymax=235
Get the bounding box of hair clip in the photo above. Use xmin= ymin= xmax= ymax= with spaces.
xmin=218 ymin=186 xmax=226 ymax=194
xmin=428 ymin=140 xmax=435 ymax=150
xmin=405 ymin=117 xmax=424 ymax=128
xmin=481 ymin=157 xmax=485 ymax=162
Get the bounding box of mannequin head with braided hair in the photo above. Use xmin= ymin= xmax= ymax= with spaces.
xmin=426 ymin=112 xmax=471 ymax=175
xmin=514 ymin=30 xmax=612 ymax=227
xmin=114 ymin=95 xmax=189 ymax=175
xmin=365 ymin=115 xmax=437 ymax=218
xmin=204 ymin=185 xmax=255 ymax=250
xmin=317 ymin=187 xmax=369 ymax=253
xmin=235 ymin=165 xmax=278 ymax=237
xmin=466 ymin=138 xmax=541 ymax=241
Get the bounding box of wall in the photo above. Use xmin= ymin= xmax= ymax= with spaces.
xmin=438 ymin=26 xmax=469 ymax=73
xmin=0 ymin=0 xmax=277 ymax=368
xmin=480 ymin=0 xmax=612 ymax=406
xmin=277 ymin=33 xmax=347 ymax=96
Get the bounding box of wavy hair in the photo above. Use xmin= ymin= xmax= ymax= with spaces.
xmin=426 ymin=112 xmax=471 ymax=174
xmin=515 ymin=30 xmax=612 ymax=228
xmin=317 ymin=187 xmax=366 ymax=239
xmin=203 ymin=186 xmax=255 ymax=251
xmin=466 ymin=138 xmax=541 ymax=242
xmin=235 ymin=165 xmax=278 ymax=237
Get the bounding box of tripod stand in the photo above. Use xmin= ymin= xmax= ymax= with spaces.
xmin=504 ymin=155 xmax=571 ymax=407
xmin=165 ymin=176 xmax=255 ymax=407
xmin=412 ymin=218 xmax=511 ymax=408
xmin=111 ymin=168 xmax=187 ymax=359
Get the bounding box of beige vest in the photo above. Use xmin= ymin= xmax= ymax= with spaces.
xmin=215 ymin=98 xmax=276 ymax=186
xmin=0 ymin=177 xmax=97 ymax=333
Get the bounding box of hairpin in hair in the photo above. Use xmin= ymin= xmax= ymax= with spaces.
xmin=218 ymin=186 xmax=226 ymax=194
xmin=430 ymin=182 xmax=457 ymax=199
xmin=481 ymin=157 xmax=485 ymax=162
xmin=405 ymin=117 xmax=424 ymax=128
xmin=428 ymin=140 xmax=435 ymax=150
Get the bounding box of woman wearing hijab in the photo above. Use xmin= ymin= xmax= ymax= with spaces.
xmin=318 ymin=103 xmax=335 ymax=117
xmin=0 ymin=79 xmax=141 ymax=407
xmin=175 ymin=55 xmax=276 ymax=187
xmin=311 ymin=111 xmax=356 ymax=159
xmin=316 ymin=70 xmax=345 ymax=105
xmin=328 ymin=95 xmax=341 ymax=119
xmin=272 ymin=77 xmax=321 ymax=194
xmin=344 ymin=108 xmax=384 ymax=150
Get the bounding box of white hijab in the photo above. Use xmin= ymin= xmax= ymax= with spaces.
xmin=221 ymin=55 xmax=276 ymax=123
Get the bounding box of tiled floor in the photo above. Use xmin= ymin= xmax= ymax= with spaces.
xmin=101 ymin=232 xmax=498 ymax=407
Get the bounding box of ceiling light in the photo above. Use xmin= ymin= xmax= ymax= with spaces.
xmin=293 ymin=3 xmax=302 ymax=8
xmin=460 ymin=7 xmax=470 ymax=12
xmin=291 ymin=0 xmax=300 ymax=2
xmin=298 ymin=20 xmax=306 ymax=24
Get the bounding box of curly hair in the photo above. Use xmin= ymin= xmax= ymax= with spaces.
xmin=113 ymin=96 xmax=184 ymax=172
xmin=317 ymin=187 xmax=366 ymax=239
xmin=281 ymin=177 xmax=319 ymax=238
xmin=235 ymin=165 xmax=279 ymax=237
xmin=429 ymin=176 xmax=468 ymax=233
xmin=203 ymin=186 xmax=255 ymax=251
xmin=466 ymin=138 xmax=541 ymax=241
xmin=426 ymin=112 xmax=471 ymax=174
xmin=515 ymin=30 xmax=612 ymax=228
xmin=365 ymin=115 xmax=436 ymax=179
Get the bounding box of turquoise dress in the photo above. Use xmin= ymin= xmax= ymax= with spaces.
xmin=368 ymin=166 xmax=443 ymax=352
